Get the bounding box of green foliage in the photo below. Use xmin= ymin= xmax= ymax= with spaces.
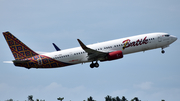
xmin=115 ymin=96 xmax=121 ymax=101
xmin=4 ymin=95 xmax=165 ymax=101
xmin=28 ymin=95 xmax=34 ymax=101
xmin=131 ymin=97 xmax=141 ymax=101
xmin=87 ymin=96 xmax=95 ymax=101
xmin=105 ymin=95 xmax=112 ymax=101
xmin=57 ymin=97 xmax=64 ymax=101
xmin=6 ymin=99 xmax=13 ymax=101
xmin=122 ymin=96 xmax=127 ymax=101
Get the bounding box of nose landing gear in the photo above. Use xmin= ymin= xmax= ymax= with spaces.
xmin=90 ymin=61 xmax=99 ymax=68
xmin=161 ymin=48 xmax=165 ymax=54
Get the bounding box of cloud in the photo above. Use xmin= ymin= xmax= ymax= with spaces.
xmin=0 ymin=82 xmax=88 ymax=101
xmin=111 ymin=89 xmax=128 ymax=96
xmin=134 ymin=82 xmax=153 ymax=90
xmin=0 ymin=83 xmax=11 ymax=92
xmin=44 ymin=82 xmax=63 ymax=91
xmin=42 ymin=82 xmax=86 ymax=93
xmin=29 ymin=82 xmax=88 ymax=101
xmin=0 ymin=83 xmax=19 ymax=100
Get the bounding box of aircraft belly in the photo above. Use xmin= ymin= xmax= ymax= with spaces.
xmin=59 ymin=54 xmax=88 ymax=64
xmin=123 ymin=42 xmax=157 ymax=55
xmin=123 ymin=45 xmax=144 ymax=54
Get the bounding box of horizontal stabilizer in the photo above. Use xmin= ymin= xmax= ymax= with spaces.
xmin=3 ymin=61 xmax=13 ymax=63
xmin=13 ymin=60 xmax=30 ymax=64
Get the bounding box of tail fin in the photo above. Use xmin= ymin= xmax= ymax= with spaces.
xmin=3 ymin=31 xmax=39 ymax=60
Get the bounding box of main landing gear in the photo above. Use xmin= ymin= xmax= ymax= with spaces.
xmin=90 ymin=61 xmax=99 ymax=68
xmin=161 ymin=48 xmax=165 ymax=54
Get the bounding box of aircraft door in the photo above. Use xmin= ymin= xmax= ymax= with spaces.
xmin=158 ymin=35 xmax=162 ymax=42
xmin=37 ymin=57 xmax=42 ymax=65
xmin=69 ymin=52 xmax=73 ymax=56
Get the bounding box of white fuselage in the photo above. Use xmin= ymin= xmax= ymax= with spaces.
xmin=42 ymin=32 xmax=177 ymax=65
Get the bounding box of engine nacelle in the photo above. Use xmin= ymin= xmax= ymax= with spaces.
xmin=101 ymin=50 xmax=123 ymax=61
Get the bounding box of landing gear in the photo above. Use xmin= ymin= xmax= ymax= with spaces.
xmin=90 ymin=63 xmax=94 ymax=68
xmin=90 ymin=61 xmax=99 ymax=68
xmin=161 ymin=48 xmax=165 ymax=54
xmin=94 ymin=62 xmax=99 ymax=68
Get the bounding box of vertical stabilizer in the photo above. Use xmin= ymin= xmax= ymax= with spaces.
xmin=3 ymin=31 xmax=39 ymax=60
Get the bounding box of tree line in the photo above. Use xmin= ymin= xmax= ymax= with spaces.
xmin=5 ymin=95 xmax=165 ymax=101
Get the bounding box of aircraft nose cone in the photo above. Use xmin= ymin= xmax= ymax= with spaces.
xmin=172 ymin=35 xmax=177 ymax=42
xmin=174 ymin=36 xmax=177 ymax=41
xmin=175 ymin=37 xmax=178 ymax=41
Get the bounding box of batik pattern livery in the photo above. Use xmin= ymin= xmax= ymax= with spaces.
xmin=14 ymin=55 xmax=71 ymax=68
xmin=3 ymin=32 xmax=71 ymax=69
xmin=3 ymin=32 xmax=38 ymax=60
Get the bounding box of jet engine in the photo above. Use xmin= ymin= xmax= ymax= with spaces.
xmin=101 ymin=50 xmax=123 ymax=61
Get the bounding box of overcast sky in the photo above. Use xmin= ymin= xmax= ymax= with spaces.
xmin=0 ymin=0 xmax=180 ymax=101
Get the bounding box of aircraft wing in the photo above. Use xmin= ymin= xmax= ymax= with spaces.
xmin=77 ymin=39 xmax=108 ymax=61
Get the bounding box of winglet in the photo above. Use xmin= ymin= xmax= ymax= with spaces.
xmin=52 ymin=43 xmax=61 ymax=51
xmin=77 ymin=39 xmax=88 ymax=50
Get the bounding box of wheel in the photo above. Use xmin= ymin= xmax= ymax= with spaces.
xmin=161 ymin=50 xmax=165 ymax=54
xmin=94 ymin=63 xmax=99 ymax=68
xmin=90 ymin=63 xmax=94 ymax=68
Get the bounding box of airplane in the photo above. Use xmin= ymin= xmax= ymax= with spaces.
xmin=3 ymin=31 xmax=177 ymax=69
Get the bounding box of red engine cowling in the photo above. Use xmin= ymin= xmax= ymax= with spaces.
xmin=108 ymin=50 xmax=123 ymax=60
xmin=101 ymin=50 xmax=123 ymax=61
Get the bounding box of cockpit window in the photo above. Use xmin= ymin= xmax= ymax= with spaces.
xmin=165 ymin=35 xmax=170 ymax=37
